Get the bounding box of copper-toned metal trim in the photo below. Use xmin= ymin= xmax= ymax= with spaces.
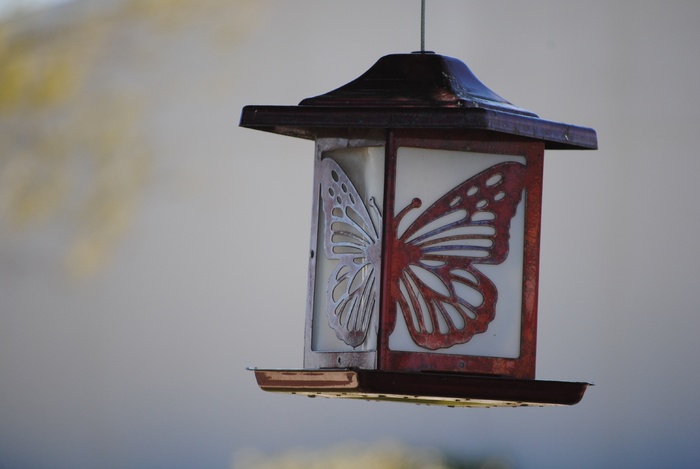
xmin=251 ymin=368 xmax=590 ymax=407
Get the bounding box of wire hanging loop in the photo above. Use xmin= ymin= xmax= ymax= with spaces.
xmin=420 ymin=0 xmax=426 ymax=52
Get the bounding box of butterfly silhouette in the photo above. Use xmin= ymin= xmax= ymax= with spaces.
xmin=319 ymin=157 xmax=382 ymax=348
xmin=319 ymin=157 xmax=526 ymax=351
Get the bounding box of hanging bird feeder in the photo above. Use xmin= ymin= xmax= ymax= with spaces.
xmin=239 ymin=9 xmax=597 ymax=407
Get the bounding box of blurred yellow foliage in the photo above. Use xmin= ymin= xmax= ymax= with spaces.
xmin=0 ymin=27 xmax=82 ymax=109
xmin=0 ymin=3 xmax=144 ymax=278
xmin=233 ymin=441 xmax=513 ymax=469
xmin=0 ymin=0 xmax=262 ymax=278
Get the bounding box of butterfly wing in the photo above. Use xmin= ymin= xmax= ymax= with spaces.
xmin=390 ymin=161 xmax=526 ymax=350
xmin=319 ymin=158 xmax=382 ymax=348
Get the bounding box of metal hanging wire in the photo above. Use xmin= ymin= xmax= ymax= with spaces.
xmin=420 ymin=0 xmax=426 ymax=52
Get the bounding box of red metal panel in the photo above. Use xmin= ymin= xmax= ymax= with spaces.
xmin=379 ymin=130 xmax=544 ymax=379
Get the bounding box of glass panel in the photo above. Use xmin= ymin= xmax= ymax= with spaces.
xmin=311 ymin=144 xmax=384 ymax=352
xmin=389 ymin=147 xmax=526 ymax=359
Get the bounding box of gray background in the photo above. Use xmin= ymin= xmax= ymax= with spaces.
xmin=1 ymin=1 xmax=699 ymax=467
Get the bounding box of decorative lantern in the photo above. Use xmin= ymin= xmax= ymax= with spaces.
xmin=240 ymin=51 xmax=597 ymax=407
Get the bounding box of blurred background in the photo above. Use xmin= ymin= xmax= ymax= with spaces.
xmin=1 ymin=1 xmax=699 ymax=468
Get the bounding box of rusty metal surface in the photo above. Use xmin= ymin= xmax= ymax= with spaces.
xmin=379 ymin=132 xmax=543 ymax=379
xmin=252 ymin=368 xmax=590 ymax=407
xmin=239 ymin=53 xmax=597 ymax=150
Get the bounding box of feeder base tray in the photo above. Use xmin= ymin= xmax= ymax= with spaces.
xmin=251 ymin=368 xmax=590 ymax=407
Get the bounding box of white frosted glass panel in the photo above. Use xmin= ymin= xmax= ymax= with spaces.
xmin=311 ymin=144 xmax=384 ymax=352
xmin=389 ymin=147 xmax=526 ymax=358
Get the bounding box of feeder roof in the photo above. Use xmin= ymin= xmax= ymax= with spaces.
xmin=240 ymin=53 xmax=597 ymax=150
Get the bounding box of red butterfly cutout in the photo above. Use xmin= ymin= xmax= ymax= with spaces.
xmin=388 ymin=161 xmax=526 ymax=350
xmin=319 ymin=157 xmax=526 ymax=351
